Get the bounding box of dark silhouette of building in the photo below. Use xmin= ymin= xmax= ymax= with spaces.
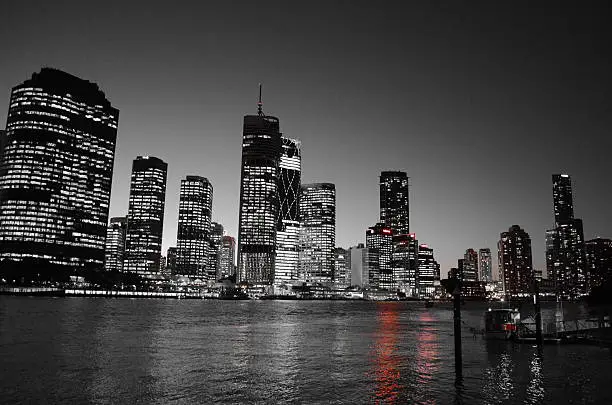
xmin=175 ymin=176 xmax=213 ymax=280
xmin=237 ymin=88 xmax=282 ymax=286
xmin=0 ymin=68 xmax=119 ymax=274
xmin=379 ymin=171 xmax=409 ymax=234
xmin=585 ymin=237 xmax=612 ymax=290
xmin=124 ymin=156 xmax=167 ymax=278
xmin=105 ymin=217 xmax=127 ymax=272
xmin=166 ymin=247 xmax=177 ymax=276
xmin=209 ymin=221 xmax=224 ymax=280
xmin=274 ymin=136 xmax=301 ymax=285
xmin=366 ymin=223 xmax=394 ymax=289
xmin=498 ymin=225 xmax=533 ymax=298
xmin=553 ymin=174 xmax=574 ymax=225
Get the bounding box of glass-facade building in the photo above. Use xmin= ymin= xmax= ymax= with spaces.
xmin=333 ymin=247 xmax=349 ymax=287
xmin=392 ymin=233 xmax=418 ymax=296
xmin=585 ymin=237 xmax=612 ymax=291
xmin=379 ymin=171 xmax=409 ymax=234
xmin=0 ymin=68 xmax=118 ymax=274
xmin=498 ymin=225 xmax=533 ymax=297
xmin=299 ymin=183 xmax=335 ymax=283
xmin=462 ymin=248 xmax=479 ymax=282
xmin=105 ymin=216 xmax=127 ymax=272
xmin=176 ymin=176 xmax=213 ymax=280
xmin=418 ymin=244 xmax=440 ymax=298
xmin=208 ymin=222 xmax=224 ymax=281
xmin=237 ymin=106 xmax=282 ymax=286
xmin=478 ymin=248 xmax=492 ymax=282
xmin=274 ymin=137 xmax=301 ymax=285
xmin=366 ymin=223 xmax=394 ymax=289
xmin=124 ymin=156 xmax=167 ymax=278
xmin=219 ymin=235 xmax=236 ymax=279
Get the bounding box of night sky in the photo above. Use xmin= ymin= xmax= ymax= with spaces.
xmin=1 ymin=1 xmax=610 ymax=277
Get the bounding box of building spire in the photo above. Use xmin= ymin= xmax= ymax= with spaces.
xmin=257 ymin=83 xmax=264 ymax=116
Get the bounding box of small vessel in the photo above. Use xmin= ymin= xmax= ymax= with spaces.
xmin=484 ymin=308 xmax=520 ymax=340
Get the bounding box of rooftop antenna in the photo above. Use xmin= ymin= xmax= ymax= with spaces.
xmin=257 ymin=83 xmax=264 ymax=116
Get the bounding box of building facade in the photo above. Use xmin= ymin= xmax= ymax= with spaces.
xmin=219 ymin=235 xmax=236 ymax=280
xmin=417 ymin=244 xmax=440 ymax=298
xmin=124 ymin=156 xmax=168 ymax=277
xmin=299 ymin=183 xmax=336 ymax=283
xmin=392 ymin=233 xmax=418 ymax=296
xmin=462 ymin=248 xmax=479 ymax=282
xmin=166 ymin=247 xmax=177 ymax=276
xmin=349 ymin=244 xmax=376 ymax=288
xmin=479 ymin=248 xmax=492 ymax=282
xmin=366 ymin=223 xmax=394 ymax=289
xmin=379 ymin=171 xmax=409 ymax=234
xmin=584 ymin=237 xmax=612 ymax=291
xmin=208 ymin=222 xmax=223 ymax=281
xmin=274 ymin=137 xmax=301 ymax=285
xmin=498 ymin=225 xmax=533 ymax=298
xmin=333 ymin=247 xmax=349 ymax=287
xmin=0 ymin=68 xmax=119 ymax=275
xmin=105 ymin=216 xmax=127 ymax=272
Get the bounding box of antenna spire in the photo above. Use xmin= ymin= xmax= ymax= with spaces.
xmin=257 ymin=83 xmax=264 ymax=116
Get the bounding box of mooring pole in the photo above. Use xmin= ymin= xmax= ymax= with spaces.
xmin=534 ymin=279 xmax=543 ymax=346
xmin=453 ymin=283 xmax=462 ymax=377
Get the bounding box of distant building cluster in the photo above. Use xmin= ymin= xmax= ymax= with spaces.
xmin=0 ymin=69 xmax=610 ymax=301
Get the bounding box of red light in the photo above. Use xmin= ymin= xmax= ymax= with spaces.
xmin=382 ymin=229 xmax=392 ymax=234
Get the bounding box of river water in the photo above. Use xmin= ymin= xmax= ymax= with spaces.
xmin=1 ymin=297 xmax=611 ymax=404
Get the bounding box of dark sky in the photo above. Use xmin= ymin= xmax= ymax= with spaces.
xmin=1 ymin=1 xmax=611 ymax=277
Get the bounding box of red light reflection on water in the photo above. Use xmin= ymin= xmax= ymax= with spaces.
xmin=372 ymin=303 xmax=403 ymax=404
xmin=416 ymin=311 xmax=439 ymax=386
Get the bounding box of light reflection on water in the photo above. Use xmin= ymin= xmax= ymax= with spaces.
xmin=1 ymin=298 xmax=611 ymax=404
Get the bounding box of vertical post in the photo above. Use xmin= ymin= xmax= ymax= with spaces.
xmin=534 ymin=279 xmax=542 ymax=345
xmin=453 ymin=284 xmax=462 ymax=377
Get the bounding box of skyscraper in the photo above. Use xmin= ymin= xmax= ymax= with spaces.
xmin=478 ymin=248 xmax=492 ymax=282
xmin=124 ymin=156 xmax=168 ymax=277
xmin=333 ymin=247 xmax=349 ymax=287
xmin=418 ymin=244 xmax=440 ymax=298
xmin=498 ymin=225 xmax=533 ymax=298
xmin=175 ymin=176 xmax=213 ymax=280
xmin=392 ymin=233 xmax=418 ymax=296
xmin=219 ymin=235 xmax=236 ymax=280
xmin=379 ymin=171 xmax=410 ymax=234
xmin=349 ymin=243 xmax=376 ymax=288
xmin=166 ymin=247 xmax=177 ymax=276
xmin=209 ymin=221 xmax=224 ymax=280
xmin=274 ymin=136 xmax=301 ymax=285
xmin=0 ymin=68 xmax=119 ymax=274
xmin=299 ymin=183 xmax=336 ymax=283
xmin=366 ymin=223 xmax=394 ymax=289
xmin=237 ymin=90 xmax=282 ymax=286
xmin=585 ymin=237 xmax=612 ymax=291
xmin=553 ymin=174 xmax=574 ymax=225
xmin=462 ymin=248 xmax=479 ymax=282
xmin=105 ymin=216 xmax=127 ymax=272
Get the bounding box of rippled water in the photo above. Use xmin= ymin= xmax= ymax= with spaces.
xmin=1 ymin=297 xmax=611 ymax=404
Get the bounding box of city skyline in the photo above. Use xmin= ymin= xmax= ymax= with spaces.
xmin=1 ymin=2 xmax=611 ymax=274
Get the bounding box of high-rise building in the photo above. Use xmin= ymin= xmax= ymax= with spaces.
xmin=392 ymin=233 xmax=418 ymax=296
xmin=585 ymin=237 xmax=612 ymax=291
xmin=366 ymin=223 xmax=394 ymax=289
xmin=175 ymin=176 xmax=213 ymax=280
xmin=166 ymin=247 xmax=177 ymax=276
xmin=498 ymin=225 xmax=533 ymax=297
xmin=219 ymin=235 xmax=236 ymax=280
xmin=348 ymin=244 xmax=376 ymax=288
xmin=208 ymin=222 xmax=224 ymax=281
xmin=379 ymin=171 xmax=409 ymax=234
xmin=237 ymin=91 xmax=282 ymax=286
xmin=333 ymin=247 xmax=349 ymax=287
xmin=545 ymin=229 xmax=557 ymax=280
xmin=274 ymin=137 xmax=301 ymax=285
xmin=105 ymin=217 xmax=127 ymax=272
xmin=462 ymin=248 xmax=479 ymax=282
xmin=299 ymin=183 xmax=336 ymax=283
xmin=549 ymin=174 xmax=587 ymax=299
xmin=0 ymin=68 xmax=119 ymax=274
xmin=124 ymin=156 xmax=168 ymax=277
xmin=418 ymin=244 xmax=440 ymax=298
xmin=479 ymin=248 xmax=492 ymax=282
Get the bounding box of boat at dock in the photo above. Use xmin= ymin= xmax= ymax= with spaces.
xmin=484 ymin=308 xmax=521 ymax=340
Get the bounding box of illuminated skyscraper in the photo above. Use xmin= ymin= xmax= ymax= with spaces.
xmin=274 ymin=137 xmax=301 ymax=285
xmin=175 ymin=176 xmax=213 ymax=280
xmin=392 ymin=233 xmax=418 ymax=296
xmin=498 ymin=225 xmax=533 ymax=297
xmin=105 ymin=216 xmax=127 ymax=272
xmin=0 ymin=68 xmax=118 ymax=273
xmin=478 ymin=248 xmax=492 ymax=282
xmin=379 ymin=171 xmax=409 ymax=234
xmin=334 ymin=247 xmax=349 ymax=286
xmin=418 ymin=244 xmax=440 ymax=298
xmin=237 ymin=89 xmax=282 ymax=286
xmin=208 ymin=222 xmax=224 ymax=280
xmin=366 ymin=223 xmax=394 ymax=289
xmin=553 ymin=174 xmax=574 ymax=225
xmin=585 ymin=237 xmax=612 ymax=291
xmin=124 ymin=156 xmax=167 ymax=277
xmin=219 ymin=235 xmax=236 ymax=279
xmin=299 ymin=183 xmax=335 ymax=282
xmin=462 ymin=248 xmax=479 ymax=282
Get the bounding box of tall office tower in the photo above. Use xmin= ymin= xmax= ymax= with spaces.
xmin=175 ymin=176 xmax=213 ymax=279
xmin=462 ymin=248 xmax=479 ymax=282
xmin=417 ymin=244 xmax=440 ymax=298
xmin=237 ymin=90 xmax=282 ymax=286
xmin=379 ymin=171 xmax=410 ymax=234
xmin=585 ymin=238 xmax=612 ymax=290
xmin=333 ymin=247 xmax=349 ymax=286
xmin=104 ymin=217 xmax=127 ymax=272
xmin=0 ymin=68 xmax=119 ymax=275
xmin=349 ymin=244 xmax=376 ymax=288
xmin=166 ymin=247 xmax=177 ymax=275
xmin=498 ymin=225 xmax=533 ymax=297
xmin=208 ymin=222 xmax=224 ymax=280
xmin=366 ymin=223 xmax=394 ymax=289
xmin=545 ymin=229 xmax=557 ymax=280
xmin=549 ymin=174 xmax=587 ymax=299
xmin=299 ymin=183 xmax=336 ymax=283
xmin=274 ymin=137 xmax=301 ymax=285
xmin=478 ymin=248 xmax=492 ymax=282
xmin=392 ymin=233 xmax=419 ymax=296
xmin=219 ymin=235 xmax=236 ymax=279
xmin=124 ymin=156 xmax=168 ymax=277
